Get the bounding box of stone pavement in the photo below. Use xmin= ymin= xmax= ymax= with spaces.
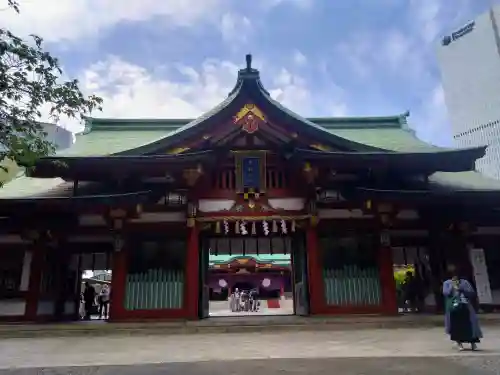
xmin=0 ymin=327 xmax=499 ymax=372
xmin=1 ymin=357 xmax=499 ymax=375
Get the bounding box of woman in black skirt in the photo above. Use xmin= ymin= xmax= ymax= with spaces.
xmin=443 ymin=269 xmax=483 ymax=351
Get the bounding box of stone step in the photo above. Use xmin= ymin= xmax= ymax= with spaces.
xmin=0 ymin=314 xmax=499 ymax=338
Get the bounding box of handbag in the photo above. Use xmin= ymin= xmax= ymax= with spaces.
xmin=446 ymin=292 xmax=468 ymax=312
xmin=449 ymin=296 xmax=461 ymax=311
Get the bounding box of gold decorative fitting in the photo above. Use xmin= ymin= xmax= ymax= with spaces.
xmin=186 ymin=218 xmax=195 ymax=228
xmin=233 ymin=103 xmax=266 ymax=134
xmin=310 ymin=144 xmax=332 ymax=152
xmin=248 ymin=199 xmax=256 ymax=209
xmin=135 ymin=204 xmax=143 ymax=216
xmin=309 ymin=215 xmax=319 ymax=227
xmin=167 ymin=147 xmax=190 ymax=154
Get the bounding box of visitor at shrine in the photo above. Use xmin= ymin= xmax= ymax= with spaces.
xmin=83 ymin=282 xmax=96 ymax=320
xmin=240 ymin=290 xmax=249 ymax=311
xmin=249 ymin=288 xmax=259 ymax=312
xmin=403 ymin=271 xmax=422 ymax=313
xmin=98 ymin=284 xmax=111 ymax=319
xmin=231 ymin=288 xmax=240 ymax=312
xmin=443 ymin=266 xmax=482 ymax=351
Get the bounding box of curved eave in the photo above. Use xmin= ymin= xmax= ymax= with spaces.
xmin=96 ymin=64 xmax=408 ymax=155
xmin=242 ymin=79 xmax=387 ymax=152
xmin=291 ymin=147 xmax=485 ymax=173
xmin=111 ymin=84 xmax=247 ymax=155
xmin=0 ymin=190 xmax=151 ymax=215
xmin=355 ymin=187 xmax=500 ymax=206
xmin=32 ymin=150 xmax=214 ymax=178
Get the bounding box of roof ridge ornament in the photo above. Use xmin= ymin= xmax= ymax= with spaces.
xmin=246 ymin=54 xmax=252 ymax=71
xmin=227 ymin=53 xmax=266 ymax=97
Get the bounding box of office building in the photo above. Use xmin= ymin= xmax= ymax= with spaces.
xmin=437 ymin=6 xmax=500 ymax=179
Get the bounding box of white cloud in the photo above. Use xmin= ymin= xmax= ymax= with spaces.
xmin=0 ymin=0 xmax=226 ymax=42
xmin=269 ymin=68 xmax=312 ymax=113
xmin=219 ymin=13 xmax=253 ymax=44
xmin=412 ymin=84 xmax=453 ymax=146
xmin=66 ymin=56 xmax=346 ymax=132
xmin=410 ymin=0 xmax=441 ymax=43
xmin=292 ymin=50 xmax=308 ymax=66
xmin=79 ymin=57 xmax=237 ymax=123
xmin=266 ymin=0 xmax=313 ymax=9
xmin=329 ymin=103 xmax=348 ymax=117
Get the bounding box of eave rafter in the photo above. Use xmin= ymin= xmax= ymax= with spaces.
xmin=31 ymin=150 xmax=215 ymax=180
xmin=289 ymin=147 xmax=485 ymax=173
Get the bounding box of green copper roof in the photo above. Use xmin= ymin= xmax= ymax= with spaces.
xmin=0 ymin=175 xmax=65 ymax=198
xmin=58 ymin=130 xmax=168 ymax=156
xmin=57 ymin=113 xmax=440 ymax=157
xmin=429 ymin=171 xmax=500 ymax=191
xmin=327 ymin=128 xmax=444 ymax=152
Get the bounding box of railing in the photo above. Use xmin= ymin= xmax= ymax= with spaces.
xmin=210 ymin=167 xmax=290 ymax=191
xmin=211 ymin=167 xmax=236 ymax=190
xmin=124 ymin=269 xmax=184 ymax=310
xmin=323 ymin=266 xmax=382 ymax=306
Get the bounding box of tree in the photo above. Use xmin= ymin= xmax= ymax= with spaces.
xmin=0 ymin=0 xmax=102 ymax=177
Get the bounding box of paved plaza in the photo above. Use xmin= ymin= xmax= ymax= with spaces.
xmin=0 ymin=327 xmax=500 ymax=374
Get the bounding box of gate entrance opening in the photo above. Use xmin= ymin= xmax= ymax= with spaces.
xmin=198 ymin=233 xmax=309 ymax=318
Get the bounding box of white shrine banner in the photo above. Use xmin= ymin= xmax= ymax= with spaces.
xmin=469 ymin=248 xmax=493 ymax=304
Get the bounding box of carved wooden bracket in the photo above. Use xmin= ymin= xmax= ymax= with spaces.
xmin=21 ymin=228 xmax=60 ymax=247
xmin=183 ymin=164 xmax=203 ymax=186
xmin=302 ymin=162 xmax=318 ymax=184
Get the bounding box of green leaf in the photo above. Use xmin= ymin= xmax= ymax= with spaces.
xmin=0 ymin=1 xmax=103 ymax=183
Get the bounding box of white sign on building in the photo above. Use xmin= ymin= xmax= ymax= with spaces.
xmin=469 ymin=248 xmax=493 ymax=304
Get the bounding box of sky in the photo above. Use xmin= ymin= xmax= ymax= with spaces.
xmin=0 ymin=0 xmax=496 ymax=147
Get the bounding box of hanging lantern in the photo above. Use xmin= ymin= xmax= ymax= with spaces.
xmin=272 ymin=220 xmax=278 ymax=233
xmin=235 ymin=221 xmax=240 ymax=234
xmin=251 ymin=221 xmax=256 ymax=235
xmin=215 ymin=221 xmax=221 ymax=234
xmin=291 ymin=220 xmax=296 ymax=232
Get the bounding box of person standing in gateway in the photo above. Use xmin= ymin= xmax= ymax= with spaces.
xmin=442 ymin=266 xmax=483 ymax=351
xmin=98 ymin=284 xmax=111 ymax=319
xmin=83 ymin=282 xmax=96 ymax=320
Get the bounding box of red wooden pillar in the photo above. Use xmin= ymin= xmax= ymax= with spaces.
xmin=109 ymin=246 xmax=127 ymax=321
xmin=306 ymin=226 xmax=324 ymax=315
xmin=25 ymin=242 xmax=45 ymax=321
xmin=378 ymin=245 xmax=398 ymax=315
xmin=184 ymin=224 xmax=200 ymax=320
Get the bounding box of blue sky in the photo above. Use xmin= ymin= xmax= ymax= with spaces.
xmin=0 ymin=0 xmax=495 ymax=146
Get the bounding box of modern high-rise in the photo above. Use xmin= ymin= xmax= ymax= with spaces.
xmin=437 ymin=6 xmax=500 ymax=179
